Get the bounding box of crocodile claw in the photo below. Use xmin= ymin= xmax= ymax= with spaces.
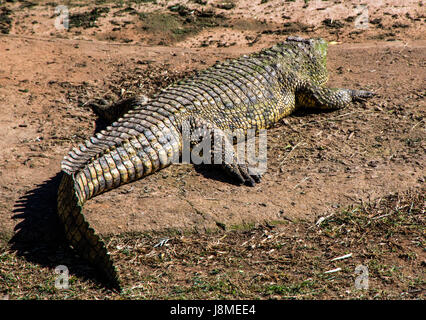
xmin=350 ymin=89 xmax=376 ymax=102
xmin=222 ymin=162 xmax=262 ymax=187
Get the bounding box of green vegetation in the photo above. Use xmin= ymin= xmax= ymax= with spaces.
xmin=0 ymin=7 xmax=12 ymax=34
xmin=138 ymin=9 xmax=226 ymax=44
xmin=69 ymin=7 xmax=110 ymax=29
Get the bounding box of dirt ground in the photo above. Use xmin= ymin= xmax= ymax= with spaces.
xmin=0 ymin=0 xmax=424 ymax=299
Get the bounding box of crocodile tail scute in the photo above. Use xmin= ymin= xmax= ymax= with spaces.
xmin=57 ymin=172 xmax=121 ymax=290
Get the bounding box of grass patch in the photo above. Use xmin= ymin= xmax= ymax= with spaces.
xmin=69 ymin=6 xmax=110 ymax=29
xmin=0 ymin=7 xmax=12 ymax=34
xmin=2 ymin=187 xmax=424 ymax=299
xmin=138 ymin=8 xmax=226 ymax=44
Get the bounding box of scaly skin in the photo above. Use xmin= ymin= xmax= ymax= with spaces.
xmin=57 ymin=36 xmax=374 ymax=290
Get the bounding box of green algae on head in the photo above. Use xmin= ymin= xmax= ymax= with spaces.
xmin=312 ymin=37 xmax=328 ymax=69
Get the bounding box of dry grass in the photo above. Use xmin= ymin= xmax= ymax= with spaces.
xmin=1 ymin=188 xmax=424 ymax=300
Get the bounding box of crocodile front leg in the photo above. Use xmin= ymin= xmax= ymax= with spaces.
xmin=296 ymin=83 xmax=375 ymax=110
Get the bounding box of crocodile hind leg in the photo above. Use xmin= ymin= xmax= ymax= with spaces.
xmin=296 ymin=84 xmax=375 ymax=110
xmin=184 ymin=116 xmax=262 ymax=186
xmin=214 ymin=132 xmax=262 ymax=187
xmin=88 ymin=96 xmax=149 ymax=124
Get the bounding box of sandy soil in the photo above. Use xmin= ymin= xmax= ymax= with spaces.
xmin=0 ymin=1 xmax=424 ymax=244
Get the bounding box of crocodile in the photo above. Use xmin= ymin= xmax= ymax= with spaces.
xmin=57 ymin=36 xmax=374 ymax=290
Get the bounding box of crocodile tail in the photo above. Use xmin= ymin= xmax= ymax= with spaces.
xmin=57 ymin=172 xmax=121 ymax=289
xmin=57 ymin=107 xmax=182 ymax=290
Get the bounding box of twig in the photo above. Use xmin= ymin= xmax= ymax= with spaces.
xmin=293 ymin=176 xmax=310 ymax=189
xmin=330 ymin=253 xmax=353 ymax=261
xmin=300 ymin=111 xmax=361 ymax=127
xmin=410 ymin=119 xmax=424 ymax=131
xmin=279 ymin=141 xmax=304 ymax=166
xmin=372 ymin=213 xmax=392 ymax=220
xmin=315 ymin=212 xmax=337 ymax=226
xmin=154 ymin=238 xmax=170 ymax=248
xmin=324 ymin=267 xmax=342 ymax=274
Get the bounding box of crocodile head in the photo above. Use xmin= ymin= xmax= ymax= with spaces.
xmin=286 ymin=36 xmax=328 ymax=65
xmin=284 ymin=36 xmax=329 ymax=84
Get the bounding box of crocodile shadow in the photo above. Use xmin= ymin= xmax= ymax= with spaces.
xmin=8 ymin=168 xmax=239 ymax=290
xmin=194 ymin=164 xmax=246 ymax=186
xmin=10 ymin=172 xmax=107 ymax=288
